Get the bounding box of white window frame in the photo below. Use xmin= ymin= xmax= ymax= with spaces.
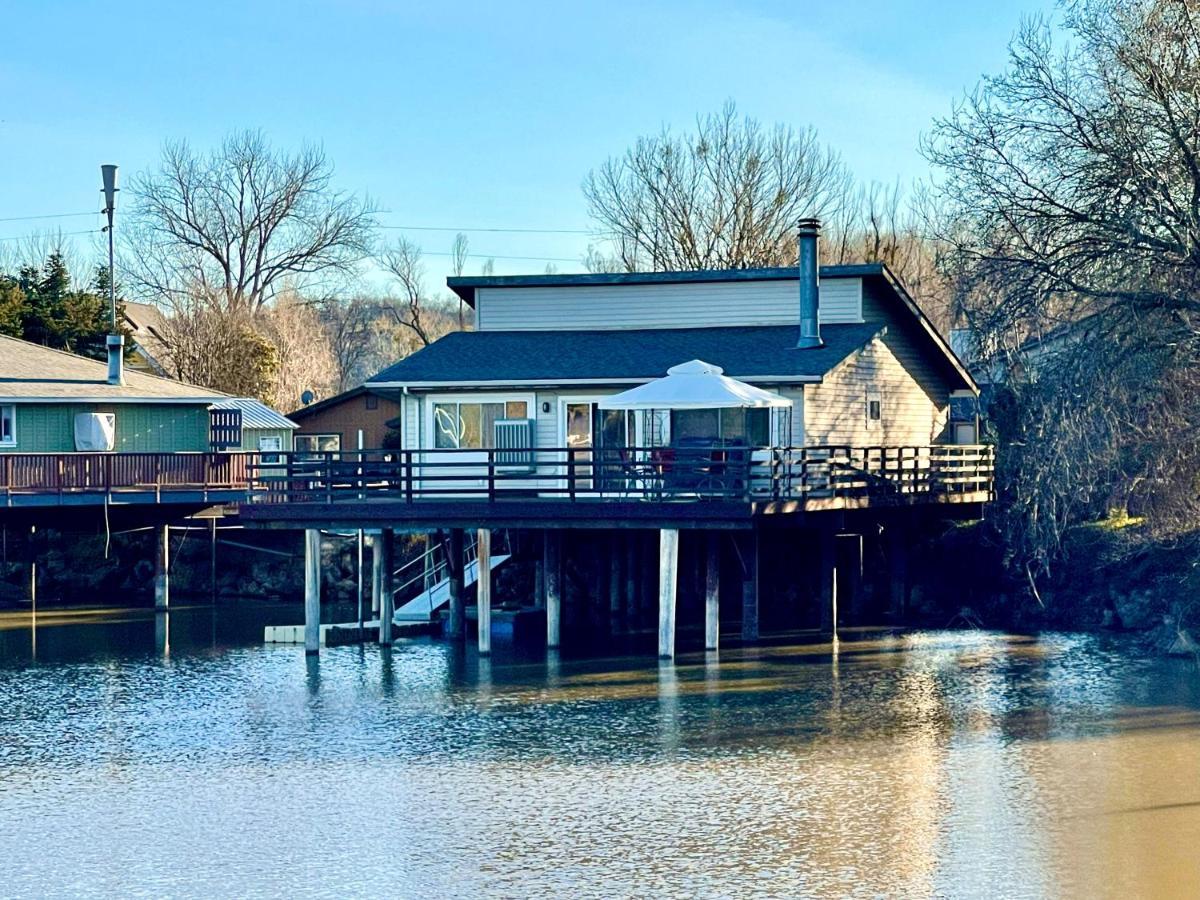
xmin=0 ymin=404 xmax=15 ymax=447
xmin=423 ymin=393 xmax=535 ymax=452
xmin=258 ymin=434 xmax=283 ymax=464
xmin=866 ymin=388 xmax=883 ymax=431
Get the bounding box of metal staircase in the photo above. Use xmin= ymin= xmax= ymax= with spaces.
xmin=391 ymin=531 xmax=512 ymax=624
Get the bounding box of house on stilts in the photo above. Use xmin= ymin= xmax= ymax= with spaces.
xmin=243 ymin=219 xmax=992 ymax=656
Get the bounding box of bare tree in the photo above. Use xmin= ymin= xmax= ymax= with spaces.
xmin=450 ymin=232 xmax=469 ymax=326
xmin=924 ymin=0 xmax=1200 ymax=577
xmin=160 ymin=292 xmax=280 ymax=401
xmin=260 ymin=292 xmax=339 ymax=410
xmin=315 ymin=294 xmax=392 ymax=391
xmin=378 ymin=237 xmax=463 ymax=346
xmin=125 ymin=130 xmax=376 ymax=313
xmin=583 ymin=101 xmax=853 ymax=271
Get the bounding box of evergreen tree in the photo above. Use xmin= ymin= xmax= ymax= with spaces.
xmin=3 ymin=253 xmax=122 ymax=359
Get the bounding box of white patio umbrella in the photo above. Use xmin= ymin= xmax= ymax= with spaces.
xmin=597 ymin=360 xmax=792 ymax=410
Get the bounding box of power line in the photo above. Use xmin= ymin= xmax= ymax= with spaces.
xmin=0 ymin=229 xmax=100 ymax=243
xmin=422 ymin=250 xmax=580 ymax=263
xmin=0 ymin=211 xmax=97 ymax=223
xmin=379 ymin=223 xmax=593 ymax=235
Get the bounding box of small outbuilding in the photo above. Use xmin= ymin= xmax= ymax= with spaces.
xmin=210 ymin=398 xmax=297 ymax=458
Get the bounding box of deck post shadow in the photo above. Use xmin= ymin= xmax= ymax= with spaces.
xmin=741 ymin=530 xmax=759 ymax=642
xmin=819 ymin=529 xmax=837 ymax=637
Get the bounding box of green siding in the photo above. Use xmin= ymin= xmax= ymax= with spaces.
xmin=2 ymin=403 xmax=211 ymax=452
xmin=238 ymin=427 xmax=293 ymax=452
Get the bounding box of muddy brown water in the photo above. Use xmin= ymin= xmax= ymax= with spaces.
xmin=1 ymin=605 xmax=1198 ymax=898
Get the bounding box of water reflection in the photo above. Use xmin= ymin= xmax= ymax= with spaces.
xmin=0 ymin=612 xmax=1198 ymax=897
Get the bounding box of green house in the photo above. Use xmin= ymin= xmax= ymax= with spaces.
xmin=0 ymin=334 xmax=226 ymax=453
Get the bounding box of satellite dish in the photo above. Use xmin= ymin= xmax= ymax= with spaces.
xmin=300 ymin=390 xmax=315 ymax=406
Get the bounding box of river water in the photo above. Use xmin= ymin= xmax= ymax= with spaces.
xmin=1 ymin=606 xmax=1198 ymax=899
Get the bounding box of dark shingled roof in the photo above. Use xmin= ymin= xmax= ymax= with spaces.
xmin=368 ymin=323 xmax=883 ymax=385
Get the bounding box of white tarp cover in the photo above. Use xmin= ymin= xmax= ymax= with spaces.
xmin=598 ymin=359 xmax=792 ymax=410
xmin=74 ymin=412 xmax=116 ymax=451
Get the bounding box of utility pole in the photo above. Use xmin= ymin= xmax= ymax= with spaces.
xmin=100 ymin=164 xmax=124 ymax=385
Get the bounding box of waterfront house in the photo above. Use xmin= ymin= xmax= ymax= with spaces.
xmin=289 ymin=385 xmax=402 ymax=454
xmin=364 ymin=222 xmax=980 ymax=474
xmin=0 ymin=334 xmax=226 ymax=453
xmin=121 ymin=301 xmax=174 ymax=377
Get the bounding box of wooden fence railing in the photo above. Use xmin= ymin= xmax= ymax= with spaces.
xmin=0 ymin=452 xmax=254 ymax=502
xmin=247 ymin=444 xmax=995 ymax=507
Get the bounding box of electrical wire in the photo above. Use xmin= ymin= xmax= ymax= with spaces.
xmin=0 ymin=228 xmax=101 ymax=243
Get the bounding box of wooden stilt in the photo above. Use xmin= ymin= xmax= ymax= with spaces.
xmin=741 ymin=530 xmax=759 ymax=641
xmin=546 ymin=530 xmax=562 ymax=648
xmin=819 ymin=529 xmax=838 ymax=636
xmin=609 ymin=533 xmax=622 ymax=635
xmin=846 ymin=533 xmax=864 ymax=625
xmin=447 ymin=528 xmax=465 ymax=639
xmin=379 ymin=530 xmax=394 ymax=644
xmin=534 ymin=531 xmax=545 ymax=609
xmin=209 ymin=517 xmax=217 ymax=605
xmin=887 ymin=526 xmax=909 ymax=623
xmin=658 ymin=528 xmax=679 ymax=659
xmin=371 ymin=534 xmax=384 ymax=623
xmin=304 ymin=528 xmax=321 ymax=654
xmin=705 ymin=532 xmax=720 ymax=651
xmin=154 ymin=524 xmax=170 ymax=611
xmin=624 ymin=535 xmax=637 ymax=629
xmin=477 ymin=528 xmax=492 ymax=655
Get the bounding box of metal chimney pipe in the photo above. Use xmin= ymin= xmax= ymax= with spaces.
xmin=796 ymin=217 xmax=823 ymax=349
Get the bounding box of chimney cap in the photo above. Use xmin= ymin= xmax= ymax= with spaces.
xmin=797 ymin=217 xmax=821 ymax=236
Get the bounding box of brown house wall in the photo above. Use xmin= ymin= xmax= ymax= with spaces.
xmin=291 ymin=393 xmax=403 ymax=450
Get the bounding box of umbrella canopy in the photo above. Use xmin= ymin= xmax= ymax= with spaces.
xmin=597 ymin=360 xmax=792 ymax=410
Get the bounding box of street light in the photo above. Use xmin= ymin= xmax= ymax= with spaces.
xmin=100 ymin=164 xmax=123 ymax=385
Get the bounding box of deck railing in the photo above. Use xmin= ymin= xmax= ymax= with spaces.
xmin=247 ymin=444 xmax=995 ymax=507
xmin=0 ymin=452 xmax=254 ymax=503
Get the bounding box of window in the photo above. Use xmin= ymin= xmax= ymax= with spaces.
xmin=258 ymin=435 xmax=282 ymax=464
xmin=433 ymin=400 xmax=529 ymax=449
xmin=295 ymin=433 xmax=340 ymax=457
xmin=670 ymin=408 xmax=769 ymax=446
xmin=364 ymin=394 xmax=379 ymax=411
xmin=0 ymin=405 xmax=14 ymax=446
xmin=867 ymin=390 xmax=882 ymax=428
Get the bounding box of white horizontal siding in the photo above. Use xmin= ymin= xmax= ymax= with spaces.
xmin=476 ymin=277 xmax=862 ymax=331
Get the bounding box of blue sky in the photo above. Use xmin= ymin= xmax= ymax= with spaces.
xmin=0 ymin=0 xmax=1056 ymax=283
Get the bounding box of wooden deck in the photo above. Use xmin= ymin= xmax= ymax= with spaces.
xmin=0 ymin=452 xmax=254 ymax=508
xmin=240 ymin=444 xmax=994 ymax=530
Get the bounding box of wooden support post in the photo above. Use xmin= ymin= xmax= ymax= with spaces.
xmin=887 ymin=526 xmax=909 ymax=623
xmin=624 ymin=534 xmax=637 ymax=629
xmin=705 ymin=532 xmax=720 ymax=651
xmin=447 ymin=528 xmax=465 ymax=639
xmin=819 ymin=529 xmax=838 ymax=637
xmin=304 ymin=528 xmax=321 ymax=654
xmin=370 ymin=533 xmax=384 ymax=620
xmin=379 ymin=530 xmax=394 ymax=645
xmin=741 ymin=530 xmax=759 ymax=641
xmin=546 ymin=530 xmax=562 ymax=648
xmin=609 ymin=533 xmax=622 ymax=635
xmin=534 ymin=531 xmax=545 ymax=609
xmin=209 ymin=517 xmax=218 ymax=605
xmin=154 ymin=524 xmax=170 ymax=611
xmin=477 ymin=528 xmax=492 ymax=655
xmin=658 ymin=528 xmax=679 ymax=659
xmin=846 ymin=533 xmax=864 ymax=626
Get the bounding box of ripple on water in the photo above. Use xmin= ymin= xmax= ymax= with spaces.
xmin=1 ymin=621 xmax=1198 ymax=899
